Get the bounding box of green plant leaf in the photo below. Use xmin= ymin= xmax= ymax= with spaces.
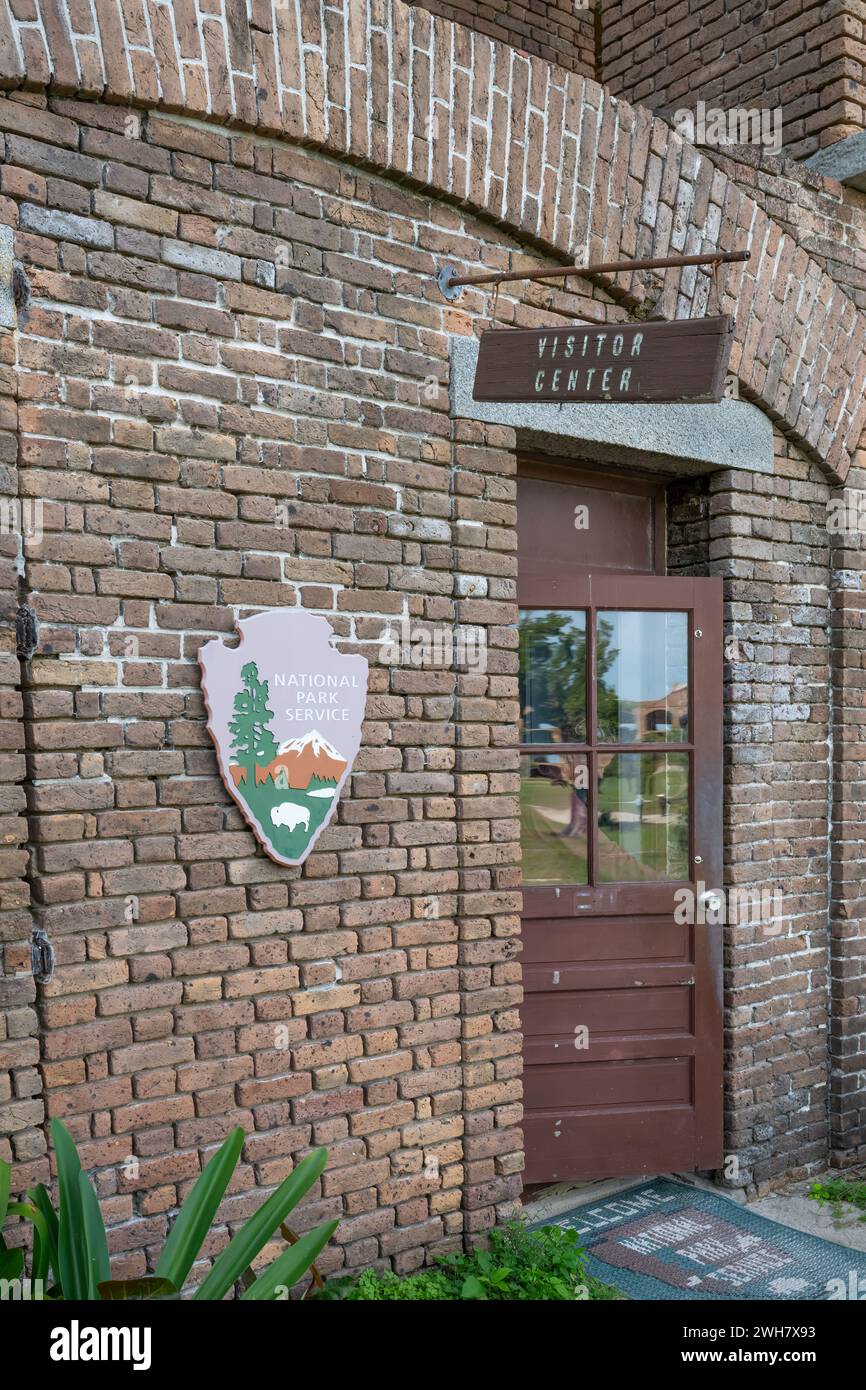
xmin=0 ymin=1239 xmax=24 ymax=1282
xmin=155 ymin=1126 xmax=244 ymax=1293
xmin=7 ymin=1199 xmax=51 ymax=1286
xmin=240 ymin=1221 xmax=337 ymax=1301
xmin=27 ymin=1184 xmax=59 ymax=1285
xmin=79 ymin=1170 xmax=110 ymax=1299
xmin=52 ymin=1118 xmax=90 ymax=1300
xmin=0 ymin=1157 xmax=11 ymax=1226
xmin=98 ymin=1277 xmax=179 ymax=1301
xmin=193 ymin=1147 xmax=328 ymax=1301
xmin=460 ymin=1274 xmax=486 ymax=1300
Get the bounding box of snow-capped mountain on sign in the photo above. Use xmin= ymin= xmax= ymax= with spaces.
xmin=260 ymin=730 xmax=347 ymax=789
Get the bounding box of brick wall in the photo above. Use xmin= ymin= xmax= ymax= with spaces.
xmin=0 ymin=247 xmax=40 ymax=1188
xmin=0 ymin=76 xmax=852 ymax=1271
xmin=0 ymin=90 xmax=563 ymax=1278
xmin=600 ymin=0 xmax=866 ymax=161
xmin=716 ymin=438 xmax=832 ymax=1188
xmin=828 ymin=458 xmax=866 ymax=1162
xmin=0 ymin=1 xmax=863 ymax=484
xmin=412 ymin=0 xmax=866 ymax=166
xmin=411 ymin=0 xmax=866 ymax=316
xmin=409 ymin=0 xmax=596 ymax=75
xmin=0 ymin=72 xmax=654 ymax=1271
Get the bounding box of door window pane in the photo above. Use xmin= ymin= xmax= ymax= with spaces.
xmin=520 ymin=753 xmax=589 ymax=885
xmin=519 ymin=610 xmax=587 ymax=744
xmin=596 ymin=752 xmax=689 ymax=881
xmin=596 ymin=611 xmax=688 ymax=743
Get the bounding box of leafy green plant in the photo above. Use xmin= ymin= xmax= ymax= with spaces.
xmin=808 ymin=1176 xmax=866 ymax=1223
xmin=320 ymin=1268 xmax=454 ymax=1301
xmin=0 ymin=1148 xmax=53 ymax=1289
xmin=439 ymin=1222 xmax=590 ymax=1300
xmin=1 ymin=1119 xmax=335 ymax=1300
xmin=320 ymin=1221 xmax=619 ymax=1301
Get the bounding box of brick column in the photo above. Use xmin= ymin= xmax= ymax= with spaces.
xmin=708 ymin=446 xmax=833 ymax=1192
xmin=668 ymin=443 xmax=834 ymax=1192
xmin=0 ymin=216 xmax=43 ymax=1191
xmin=828 ymin=465 xmax=866 ymax=1164
xmin=451 ymin=418 xmax=525 ymax=1239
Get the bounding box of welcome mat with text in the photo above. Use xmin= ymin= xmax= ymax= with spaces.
xmin=540 ymin=1179 xmax=866 ymax=1300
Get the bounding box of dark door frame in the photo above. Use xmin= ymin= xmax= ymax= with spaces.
xmin=517 ymin=459 xmax=724 ymax=1183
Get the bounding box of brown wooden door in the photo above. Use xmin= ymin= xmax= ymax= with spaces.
xmin=519 ymin=566 xmax=723 ymax=1183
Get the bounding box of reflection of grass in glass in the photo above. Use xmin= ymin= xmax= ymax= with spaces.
xmin=597 ymin=765 xmax=687 ymax=811
xmin=519 ymin=754 xmax=688 ymax=885
xmin=519 ymin=778 xmax=588 ymax=885
xmin=597 ymin=754 xmax=688 ymax=882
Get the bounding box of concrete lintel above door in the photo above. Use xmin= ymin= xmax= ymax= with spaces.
xmin=805 ymin=131 xmax=866 ymax=193
xmin=449 ymin=336 xmax=774 ymax=476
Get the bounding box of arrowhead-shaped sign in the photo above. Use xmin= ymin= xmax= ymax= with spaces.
xmin=199 ymin=611 xmax=368 ymax=866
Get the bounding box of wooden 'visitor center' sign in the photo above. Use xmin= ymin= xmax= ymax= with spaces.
xmin=472 ymin=315 xmax=734 ymax=405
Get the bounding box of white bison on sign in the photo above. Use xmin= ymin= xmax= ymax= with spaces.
xmin=270 ymin=802 xmax=310 ymax=833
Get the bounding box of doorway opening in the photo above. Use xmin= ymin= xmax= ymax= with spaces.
xmin=517 ymin=456 xmax=723 ymax=1189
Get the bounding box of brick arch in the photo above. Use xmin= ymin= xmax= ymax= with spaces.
xmin=1 ymin=0 xmax=863 ymax=481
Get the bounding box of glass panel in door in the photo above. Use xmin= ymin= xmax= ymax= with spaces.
xmin=594 ymin=609 xmax=691 ymax=882
xmin=596 ymin=751 xmax=689 ymax=882
xmin=596 ymin=610 xmax=689 ymax=743
xmin=520 ymin=753 xmax=590 ymax=885
xmin=519 ymin=609 xmax=587 ymax=744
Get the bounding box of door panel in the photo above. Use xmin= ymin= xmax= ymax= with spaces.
xmin=519 ymin=566 xmax=723 ymax=1184
xmin=527 ymin=1057 xmax=693 ymax=1108
xmin=522 ymin=916 xmax=689 ymax=963
xmin=523 ymin=1109 xmax=696 ymax=1178
xmin=517 ymin=471 xmax=664 ymax=576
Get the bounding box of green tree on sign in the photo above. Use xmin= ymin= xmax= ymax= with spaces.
xmin=229 ymin=661 xmax=279 ymax=778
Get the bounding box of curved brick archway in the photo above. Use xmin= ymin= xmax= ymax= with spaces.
xmin=0 ymin=0 xmax=864 ymax=482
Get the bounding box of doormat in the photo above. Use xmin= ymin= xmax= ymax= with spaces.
xmin=537 ymin=1179 xmax=866 ymax=1300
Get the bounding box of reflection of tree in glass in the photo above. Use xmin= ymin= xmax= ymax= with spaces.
xmin=519 ymin=612 xmax=619 ymax=743
xmin=597 ymin=632 xmax=632 ymax=742
xmin=595 ymin=618 xmax=621 ymax=739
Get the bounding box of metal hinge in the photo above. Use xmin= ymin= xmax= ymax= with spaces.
xmin=31 ymin=927 xmax=54 ymax=983
xmin=16 ymin=603 xmax=38 ymax=659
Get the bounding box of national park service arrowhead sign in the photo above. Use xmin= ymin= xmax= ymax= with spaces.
xmin=199 ymin=611 xmax=368 ymax=867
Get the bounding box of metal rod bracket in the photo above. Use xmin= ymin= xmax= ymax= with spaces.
xmin=437 ymin=264 xmax=462 ymax=301
xmin=435 ymin=249 xmax=750 ymax=301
